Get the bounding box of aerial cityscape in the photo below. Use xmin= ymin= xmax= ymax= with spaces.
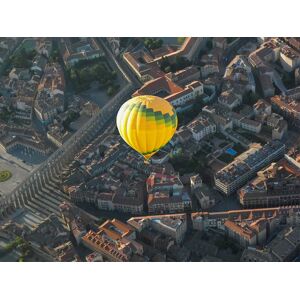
xmin=1 ymin=37 xmax=300 ymax=262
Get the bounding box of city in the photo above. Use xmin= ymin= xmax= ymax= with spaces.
xmin=1 ymin=37 xmax=300 ymax=262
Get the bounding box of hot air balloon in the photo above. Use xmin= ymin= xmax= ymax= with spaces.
xmin=116 ymin=95 xmax=178 ymax=160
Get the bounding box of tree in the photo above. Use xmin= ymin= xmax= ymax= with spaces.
xmin=282 ymin=72 xmax=295 ymax=89
xmin=177 ymin=37 xmax=186 ymax=45
xmin=50 ymin=40 xmax=60 ymax=63
xmin=144 ymin=38 xmax=163 ymax=50
xmin=132 ymin=38 xmax=139 ymax=47
xmin=67 ymin=58 xmax=119 ymax=93
xmin=198 ymin=49 xmax=207 ymax=60
xmin=164 ymin=66 xmax=171 ymax=73
xmin=175 ymin=56 xmax=191 ymax=71
xmin=206 ymin=39 xmax=213 ymax=50
xmin=79 ymin=68 xmax=93 ymax=84
xmin=160 ymin=56 xmax=171 ymax=72
xmin=107 ymin=85 xmax=115 ymax=96
xmin=242 ymin=91 xmax=259 ymax=106
xmin=120 ymin=37 xmax=130 ymax=49
xmin=156 ymin=39 xmax=163 ymax=49
xmin=111 ymin=70 xmax=117 ymax=80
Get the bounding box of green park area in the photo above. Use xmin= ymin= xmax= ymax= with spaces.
xmin=0 ymin=170 xmax=12 ymax=182
xmin=66 ymin=57 xmax=120 ymax=95
xmin=6 ymin=39 xmax=37 ymax=73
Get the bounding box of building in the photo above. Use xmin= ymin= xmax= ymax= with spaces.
xmin=0 ymin=38 xmax=18 ymax=64
xmin=272 ymin=119 xmax=288 ymax=140
xmin=95 ymin=192 xmax=114 ymax=211
xmin=253 ymin=99 xmax=272 ymax=116
xmin=35 ymin=91 xmax=64 ymax=124
xmin=186 ymin=114 xmax=216 ymax=142
xmin=295 ymin=67 xmax=300 ymax=85
xmin=239 ymin=117 xmax=262 ymax=134
xmin=214 ymin=141 xmax=286 ymax=195
xmin=128 ymin=214 xmax=187 ymax=244
xmin=218 ymin=90 xmax=242 ymax=110
xmin=175 ymin=127 xmax=193 ymax=144
xmin=133 ymin=75 xmax=203 ymax=111
xmin=200 ymin=53 xmax=219 ymax=78
xmin=61 ymin=38 xmax=105 ymax=66
xmin=239 ymin=155 xmax=300 ymax=208
xmin=165 ymin=66 xmax=200 ymax=86
xmin=0 ymin=125 xmax=52 ymax=156
xmin=9 ymin=68 xmax=31 ymax=81
xmin=27 ymin=214 xmax=70 ymax=251
xmin=191 ymin=206 xmax=286 ymax=233
xmin=59 ymin=202 xmax=96 ymax=245
xmin=266 ymin=112 xmax=283 ymax=128
xmin=202 ymin=105 xmax=233 ymax=133
xmin=224 ymin=55 xmax=256 ymax=93
xmin=150 ymin=150 xmax=170 ymax=165
xmin=70 ymin=180 xmax=144 ymax=215
xmin=224 ymin=219 xmax=267 ymax=247
xmin=123 ymin=50 xmax=164 ymax=82
xmin=258 ymin=73 xmax=275 ymax=97
xmin=286 ymin=86 xmax=300 ymax=100
xmin=212 ymin=37 xmax=227 ymax=50
xmin=53 ymin=241 xmax=79 ymax=262
xmin=249 ymin=39 xmax=282 ymax=68
xmin=47 ymin=125 xmax=72 ymax=147
xmin=81 ymin=219 xmax=144 ymax=262
xmin=285 ymin=37 xmax=300 ymax=51
xmin=190 ymin=174 xmax=202 ymax=192
xmin=265 ymin=113 xmax=288 ymax=140
xmin=106 ymin=37 xmax=120 ymax=56
xmin=280 ymin=45 xmax=300 ymax=72
xmin=146 ymin=172 xmax=191 ymax=213
xmin=148 ymin=192 xmax=186 ymax=214
xmin=266 ymin=226 xmax=300 ymax=261
xmin=194 ymin=184 xmax=216 ymax=209
xmin=270 ymin=95 xmax=300 ymax=127
xmin=241 ymin=248 xmax=275 ymax=262
xmin=230 ymin=112 xmax=262 ymax=133
xmin=201 ymin=63 xmax=219 ymax=78
xmin=34 ymin=63 xmax=65 ymax=124
xmin=112 ymin=182 xmax=144 ymax=214
xmin=12 ymin=96 xmax=34 ymax=121
xmin=147 ymin=172 xmax=183 ymax=195
xmin=86 ymin=252 xmax=104 ymax=262
xmin=123 ymin=38 xmax=204 ymax=82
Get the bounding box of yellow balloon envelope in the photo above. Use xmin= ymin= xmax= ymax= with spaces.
xmin=116 ymin=95 xmax=178 ymax=160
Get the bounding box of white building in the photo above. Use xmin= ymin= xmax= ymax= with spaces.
xmin=187 ymin=115 xmax=216 ymax=142
xmin=190 ymin=174 xmax=202 ymax=192
xmin=280 ymin=45 xmax=300 ymax=72
xmin=215 ymin=141 xmax=286 ymax=195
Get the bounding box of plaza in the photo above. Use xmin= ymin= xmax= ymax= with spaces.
xmin=0 ymin=148 xmax=40 ymax=199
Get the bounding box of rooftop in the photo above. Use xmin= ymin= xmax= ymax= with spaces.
xmin=215 ymin=141 xmax=285 ymax=184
